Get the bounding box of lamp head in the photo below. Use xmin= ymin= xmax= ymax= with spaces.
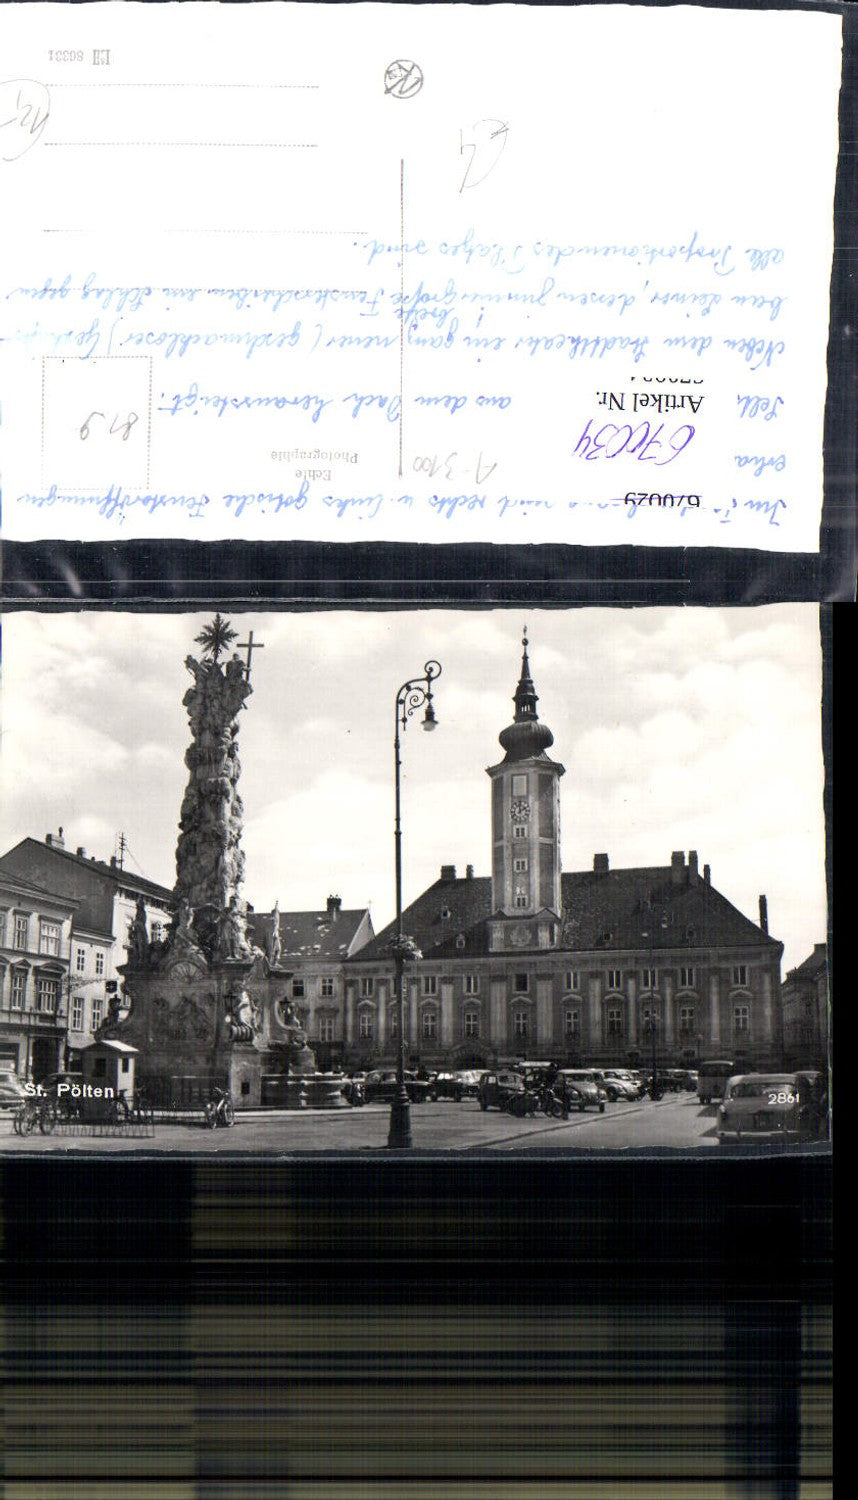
xmin=422 ymin=700 xmax=438 ymax=732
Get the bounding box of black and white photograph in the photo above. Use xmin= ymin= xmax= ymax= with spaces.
xmin=0 ymin=604 xmax=830 ymax=1154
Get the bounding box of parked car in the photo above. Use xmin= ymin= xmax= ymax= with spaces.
xmin=455 ymin=1070 xmax=483 ymax=1098
xmin=600 ymin=1069 xmax=644 ymax=1101
xmin=556 ymin=1070 xmax=607 ymax=1112
xmin=430 ymin=1071 xmax=467 ymax=1102
xmin=478 ymin=1070 xmax=540 ymax=1117
xmin=363 ymin=1069 xmax=432 ymax=1104
xmin=0 ymin=1071 xmax=27 ymax=1109
xmin=717 ymin=1072 xmax=827 ymax=1145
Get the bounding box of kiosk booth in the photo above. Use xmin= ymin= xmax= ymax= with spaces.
xmin=79 ymin=1039 xmax=138 ymax=1122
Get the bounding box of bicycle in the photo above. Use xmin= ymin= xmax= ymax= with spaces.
xmin=13 ymin=1097 xmax=57 ymax=1136
xmin=204 ymin=1086 xmax=235 ymax=1129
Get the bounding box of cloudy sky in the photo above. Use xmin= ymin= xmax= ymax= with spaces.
xmin=0 ymin=605 xmax=826 ymax=972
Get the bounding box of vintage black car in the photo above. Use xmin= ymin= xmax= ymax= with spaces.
xmin=363 ymin=1069 xmax=432 ymax=1104
xmin=429 ymin=1072 xmax=467 ymax=1101
xmin=478 ymin=1070 xmax=540 ymax=1117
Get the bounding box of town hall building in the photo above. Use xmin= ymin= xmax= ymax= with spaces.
xmin=342 ymin=635 xmax=784 ymax=1073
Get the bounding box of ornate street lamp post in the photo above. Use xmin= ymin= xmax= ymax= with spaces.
xmin=388 ymin=660 xmax=441 ymax=1150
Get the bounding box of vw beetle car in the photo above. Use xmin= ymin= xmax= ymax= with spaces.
xmin=556 ymin=1070 xmax=607 ymax=1112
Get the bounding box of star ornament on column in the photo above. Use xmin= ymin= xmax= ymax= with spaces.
xmin=195 ymin=614 xmax=239 ymax=663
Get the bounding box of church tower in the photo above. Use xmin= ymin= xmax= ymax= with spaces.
xmin=486 ymin=630 xmax=565 ymax=952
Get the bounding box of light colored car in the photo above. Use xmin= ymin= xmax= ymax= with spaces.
xmin=717 ymin=1072 xmax=826 ymax=1145
xmin=602 ymin=1069 xmax=645 ymax=1100
xmin=0 ymin=1071 xmax=27 ymax=1109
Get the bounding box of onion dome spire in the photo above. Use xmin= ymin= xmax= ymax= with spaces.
xmin=498 ymin=626 xmax=555 ymax=761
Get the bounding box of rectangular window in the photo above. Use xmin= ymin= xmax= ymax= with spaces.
xmin=513 ymin=825 xmax=528 ymax=840
xmin=39 ymin=922 xmax=60 ymax=956
xmin=679 ymin=1006 xmax=695 ymax=1032
xmin=732 ymin=965 xmax=748 ymax=987
xmin=292 ymin=978 xmax=305 ymax=998
xmin=36 ymin=977 xmax=58 ymax=1013
xmin=359 ymin=977 xmax=374 ymax=998
xmin=422 ymin=975 xmax=438 ymax=996
xmin=11 ymin=970 xmax=26 ymax=1008
xmin=512 ymin=774 xmax=528 ymax=797
xmin=75 ymin=947 xmax=86 ymax=974
xmin=514 ymin=973 xmax=529 ymax=993
xmin=734 ymin=1003 xmax=750 ymax=1034
xmin=151 ymin=922 xmax=163 ymax=943
xmin=513 ymin=1009 xmax=529 ymax=1039
xmin=358 ymin=1012 xmax=373 ymax=1040
xmin=464 ymin=974 xmax=479 ymax=995
xmin=641 ymin=968 xmax=657 ymax=990
xmin=564 ymin=1008 xmax=580 ymax=1038
xmin=320 ymin=976 xmax=335 ymax=999
xmin=607 ymin=1007 xmax=623 ymax=1037
xmin=14 ymin=915 xmax=29 ymax=951
xmin=0 ymin=911 xmax=6 ymax=945
xmin=95 ymin=951 xmax=105 ymax=977
xmin=565 ymin=970 xmax=580 ymax=991
xmin=679 ymin=967 xmax=695 ymax=988
xmin=91 ymin=997 xmax=104 ymax=1031
xmin=421 ymin=1010 xmax=437 ymax=1039
xmin=93 ymin=1056 xmax=107 ymax=1079
xmin=319 ymin=1017 xmax=334 ymax=1043
xmin=513 ymin=857 xmax=528 ymax=873
xmin=464 ymin=1010 xmax=480 ymax=1038
xmin=607 ymin=970 xmax=622 ymax=991
xmin=642 ymin=1005 xmax=660 ymax=1028
xmin=71 ymin=997 xmax=83 ymax=1031
xmin=514 ymin=891 xmax=528 ymax=909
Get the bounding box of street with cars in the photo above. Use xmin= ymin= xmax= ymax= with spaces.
xmin=0 ymin=1063 xmax=829 ymax=1153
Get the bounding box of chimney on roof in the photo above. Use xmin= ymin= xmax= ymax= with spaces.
xmin=703 ymin=863 xmax=711 ymax=885
xmin=466 ymin=864 xmax=474 ymax=880
xmin=670 ymin=850 xmax=685 ymax=886
xmin=76 ymin=846 xmax=87 ymax=859
xmin=45 ymin=828 xmax=66 ymax=849
xmin=688 ymin=850 xmax=699 ymax=881
xmin=440 ymin=864 xmax=457 ymax=882
xmin=759 ymin=894 xmax=768 ymax=935
xmin=326 ymin=895 xmax=342 ymax=920
xmin=110 ymin=855 xmax=118 ymax=869
xmin=593 ymin=853 xmax=609 ymax=876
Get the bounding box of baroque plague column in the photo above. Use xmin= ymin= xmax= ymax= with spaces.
xmin=104 ymin=616 xmax=267 ymax=1107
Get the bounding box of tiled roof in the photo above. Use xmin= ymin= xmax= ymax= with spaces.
xmin=350 ymin=866 xmax=780 ymax=963
xmin=247 ymin=907 xmax=373 ymax=961
xmin=785 ymin=943 xmax=827 ymax=983
xmin=0 ymin=839 xmax=172 ymax=939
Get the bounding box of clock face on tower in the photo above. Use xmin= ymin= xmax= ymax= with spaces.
xmin=510 ymin=797 xmax=530 ymax=821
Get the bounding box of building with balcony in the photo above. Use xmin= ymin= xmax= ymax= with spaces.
xmin=0 ymin=871 xmax=76 ymax=1081
xmin=0 ymin=830 xmax=173 ymax=1066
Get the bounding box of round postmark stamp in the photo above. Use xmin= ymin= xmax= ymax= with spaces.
xmin=384 ymin=60 xmax=424 ymax=99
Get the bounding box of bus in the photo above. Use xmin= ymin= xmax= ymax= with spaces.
xmin=697 ymin=1059 xmax=738 ymax=1104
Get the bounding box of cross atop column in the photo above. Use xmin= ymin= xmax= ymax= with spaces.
xmin=237 ymin=629 xmax=265 ymax=681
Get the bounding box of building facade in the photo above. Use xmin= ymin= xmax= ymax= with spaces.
xmin=343 ymin=637 xmax=785 ymax=1072
xmin=246 ymin=895 xmax=374 ymax=1070
xmin=0 ymin=871 xmax=76 ymax=1081
xmin=781 ymin=943 xmax=828 ymax=1069
xmin=0 ymin=830 xmax=173 ymax=1066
